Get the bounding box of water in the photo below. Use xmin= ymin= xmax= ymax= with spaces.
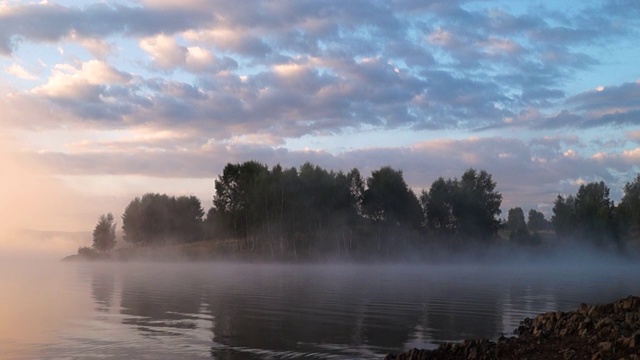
xmin=1 ymin=260 xmax=639 ymax=359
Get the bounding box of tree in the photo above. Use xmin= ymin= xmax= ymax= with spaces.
xmin=454 ymin=169 xmax=503 ymax=241
xmin=619 ymin=174 xmax=640 ymax=234
xmin=575 ymin=181 xmax=619 ymax=247
xmin=421 ymin=177 xmax=456 ymax=237
xmin=362 ymin=166 xmax=422 ymax=229
xmin=122 ymin=193 xmax=205 ymax=246
xmin=527 ymin=209 xmax=547 ymax=232
xmin=507 ymin=207 xmax=529 ymax=243
xmin=552 ymin=195 xmax=576 ymax=237
xmin=93 ymin=213 xmax=116 ymax=252
xmin=213 ymin=161 xmax=269 ymax=240
xmin=421 ymin=169 xmax=502 ymax=243
xmin=552 ymin=182 xmax=621 ymax=249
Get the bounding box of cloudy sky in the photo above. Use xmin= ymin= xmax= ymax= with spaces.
xmin=1 ymin=0 xmax=639 ymax=243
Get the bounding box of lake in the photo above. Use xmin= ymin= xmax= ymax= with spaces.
xmin=1 ymin=259 xmax=639 ymax=359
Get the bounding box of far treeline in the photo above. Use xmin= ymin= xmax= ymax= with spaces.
xmin=86 ymin=161 xmax=640 ymax=259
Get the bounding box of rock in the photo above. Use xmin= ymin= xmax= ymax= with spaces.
xmin=631 ymin=330 xmax=640 ymax=348
xmin=597 ymin=341 xmax=613 ymax=352
xmin=385 ymin=296 xmax=640 ymax=360
xmin=595 ymin=317 xmax=614 ymax=330
xmin=625 ymin=312 xmax=635 ymax=325
xmin=579 ymin=303 xmax=590 ymax=314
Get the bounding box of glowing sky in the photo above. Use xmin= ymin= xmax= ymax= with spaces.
xmin=1 ymin=0 xmax=640 ymax=237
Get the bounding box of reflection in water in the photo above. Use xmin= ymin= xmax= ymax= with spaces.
xmin=90 ymin=268 xmax=115 ymax=312
xmin=61 ymin=262 xmax=640 ymax=359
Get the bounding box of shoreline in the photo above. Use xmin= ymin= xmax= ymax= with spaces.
xmin=385 ymin=296 xmax=640 ymax=360
xmin=63 ymin=237 xmax=640 ymax=264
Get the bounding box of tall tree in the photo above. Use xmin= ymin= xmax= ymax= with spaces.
xmin=619 ymin=174 xmax=640 ymax=234
xmin=552 ymin=182 xmax=621 ymax=248
xmin=575 ymin=181 xmax=619 ymax=247
xmin=213 ymin=161 xmax=269 ymax=241
xmin=527 ymin=209 xmax=547 ymax=232
xmin=455 ymin=169 xmax=503 ymax=241
xmin=421 ymin=177 xmax=457 ymax=237
xmin=552 ymin=195 xmax=576 ymax=237
xmin=507 ymin=207 xmax=529 ymax=243
xmin=421 ymin=169 xmax=502 ymax=242
xmin=122 ymin=193 xmax=205 ymax=246
xmin=93 ymin=213 xmax=116 ymax=252
xmin=362 ymin=166 xmax=422 ymax=229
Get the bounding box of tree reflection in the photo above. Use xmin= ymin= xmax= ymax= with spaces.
xmin=205 ymin=265 xmax=425 ymax=358
xmin=90 ymin=267 xmax=115 ymax=312
xmin=119 ymin=268 xmax=205 ymax=336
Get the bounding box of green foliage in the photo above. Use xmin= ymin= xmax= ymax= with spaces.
xmin=527 ymin=209 xmax=547 ymax=232
xmin=421 ymin=177 xmax=456 ymax=237
xmin=552 ymin=181 xmax=621 ymax=248
xmin=551 ymin=195 xmax=576 ymax=236
xmin=619 ymin=174 xmax=640 ymax=233
xmin=507 ymin=207 xmax=529 ymax=243
xmin=122 ymin=194 xmax=204 ymax=246
xmin=212 ymin=161 xmax=364 ymax=255
xmin=362 ymin=166 xmax=422 ymax=229
xmin=422 ymin=169 xmax=502 ymax=242
xmin=92 ymin=213 xmax=116 ymax=252
xmin=77 ymin=246 xmax=97 ymax=258
xmin=456 ymin=169 xmax=503 ymax=240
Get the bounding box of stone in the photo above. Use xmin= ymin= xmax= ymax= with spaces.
xmin=595 ymin=317 xmax=614 ymax=330
xmin=631 ymin=330 xmax=640 ymax=348
xmin=561 ymin=348 xmax=576 ymax=360
xmin=598 ymin=341 xmax=613 ymax=352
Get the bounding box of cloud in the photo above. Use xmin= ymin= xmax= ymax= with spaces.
xmin=27 ymin=135 xmax=639 ymax=216
xmin=0 ymin=2 xmax=214 ymax=55
xmin=34 ymin=60 xmax=131 ymax=99
xmin=0 ymin=1 xmax=637 ymax=138
xmin=140 ymin=34 xmax=188 ymax=69
xmin=4 ymin=64 xmax=37 ymax=80
xmin=139 ymin=34 xmax=236 ymax=73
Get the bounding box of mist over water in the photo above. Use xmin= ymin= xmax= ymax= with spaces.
xmin=1 ymin=256 xmax=639 ymax=360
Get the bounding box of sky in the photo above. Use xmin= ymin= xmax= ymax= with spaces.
xmin=1 ymin=0 xmax=640 ymax=253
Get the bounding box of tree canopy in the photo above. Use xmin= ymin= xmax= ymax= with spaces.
xmin=552 ymin=181 xmax=621 ymax=249
xmin=92 ymin=213 xmax=116 ymax=252
xmin=122 ymin=193 xmax=204 ymax=246
xmin=96 ymin=159 xmax=638 ymax=260
xmin=421 ymin=169 xmax=502 ymax=243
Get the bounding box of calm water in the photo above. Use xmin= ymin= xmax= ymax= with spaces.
xmin=1 ymin=259 xmax=639 ymax=359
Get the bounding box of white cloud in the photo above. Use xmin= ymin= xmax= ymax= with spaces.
xmin=67 ymin=31 xmax=115 ymax=59
xmin=140 ymin=34 xmax=222 ymax=73
xmin=139 ymin=34 xmax=187 ymax=69
xmin=4 ymin=64 xmax=37 ymax=80
xmin=33 ymin=60 xmax=131 ymax=100
xmin=185 ymin=46 xmax=215 ymax=71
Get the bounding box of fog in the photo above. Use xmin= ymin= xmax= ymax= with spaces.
xmin=0 ymin=135 xmax=92 ymax=259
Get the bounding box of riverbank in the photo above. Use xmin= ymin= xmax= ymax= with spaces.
xmin=385 ymin=296 xmax=640 ymax=360
xmin=63 ymin=235 xmax=640 ymax=264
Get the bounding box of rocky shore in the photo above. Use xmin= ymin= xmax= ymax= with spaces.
xmin=385 ymin=296 xmax=640 ymax=360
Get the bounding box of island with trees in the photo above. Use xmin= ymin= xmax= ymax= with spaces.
xmin=66 ymin=161 xmax=640 ymax=261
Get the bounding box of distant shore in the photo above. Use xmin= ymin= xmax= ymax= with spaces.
xmin=63 ymin=234 xmax=640 ymax=264
xmin=385 ymin=296 xmax=640 ymax=360
xmin=62 ymin=239 xmax=253 ymax=262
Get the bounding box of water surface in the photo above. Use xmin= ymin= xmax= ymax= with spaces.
xmin=1 ymin=260 xmax=639 ymax=359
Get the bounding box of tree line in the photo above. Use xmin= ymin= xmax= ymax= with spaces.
xmin=83 ymin=162 xmax=640 ymax=259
